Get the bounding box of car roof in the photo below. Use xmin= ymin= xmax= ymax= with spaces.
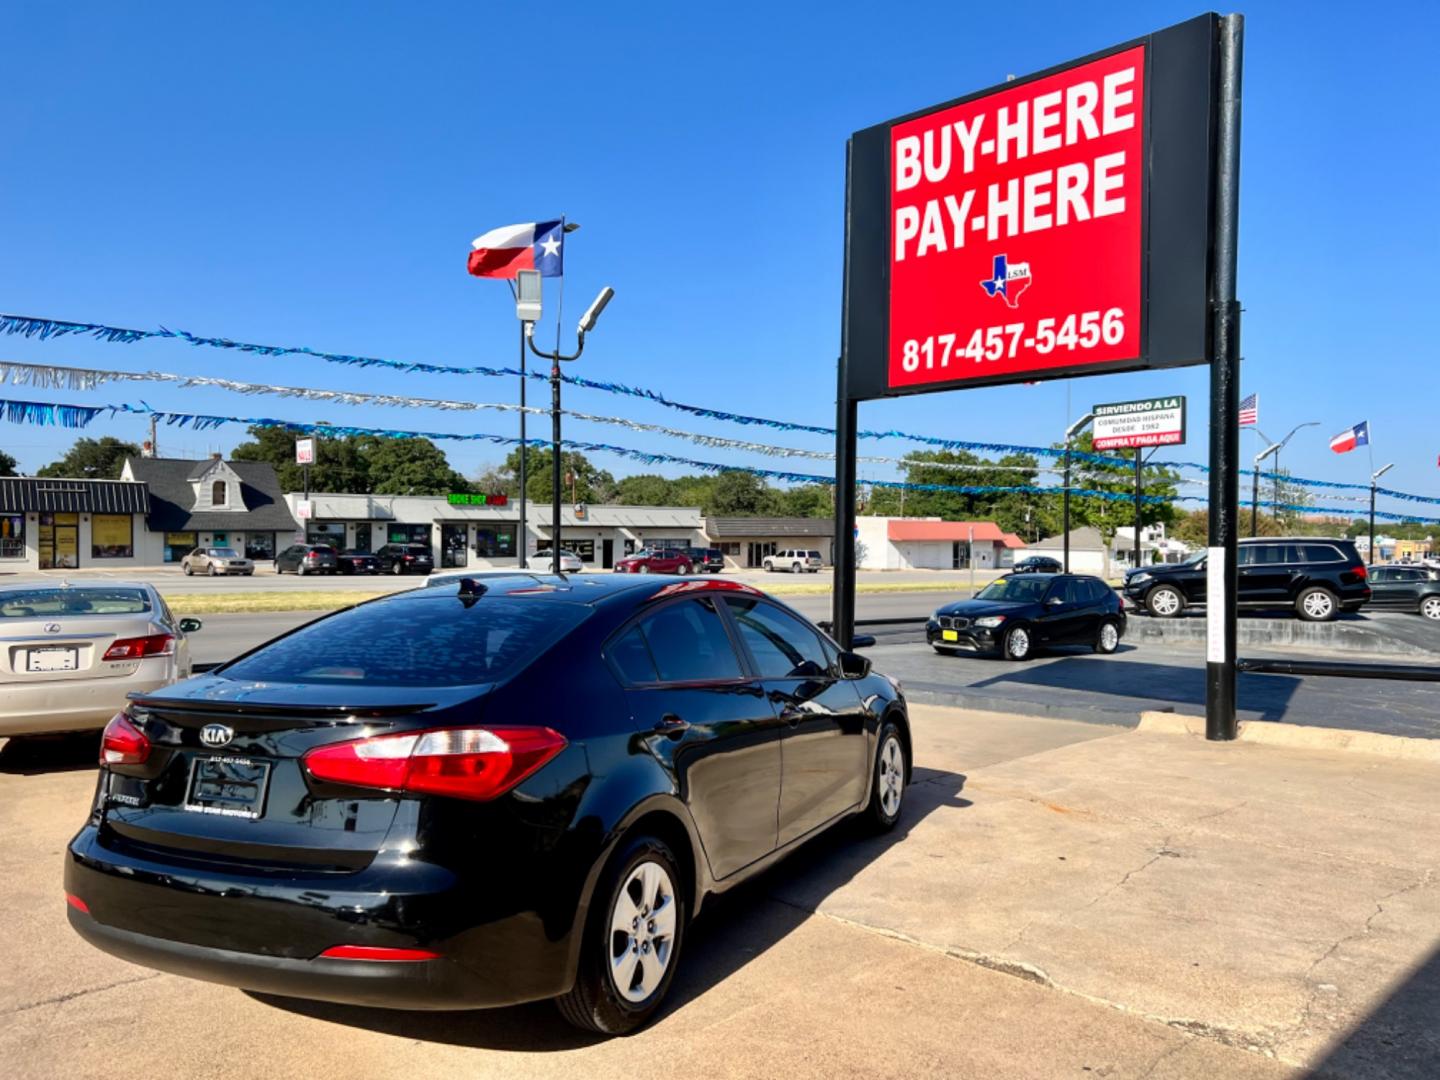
xmin=1240 ymin=536 xmax=1353 ymax=544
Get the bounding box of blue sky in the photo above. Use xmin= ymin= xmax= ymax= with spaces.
xmin=2 ymin=1 xmax=1436 ymax=517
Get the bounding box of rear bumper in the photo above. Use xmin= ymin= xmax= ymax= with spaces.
xmin=64 ymin=825 xmax=575 ymax=1010
xmin=0 ymin=666 xmax=177 ymax=735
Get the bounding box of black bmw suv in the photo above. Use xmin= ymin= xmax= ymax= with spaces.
xmin=1123 ymin=537 xmax=1370 ymax=622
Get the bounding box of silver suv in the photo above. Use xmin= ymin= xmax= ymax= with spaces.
xmin=763 ymin=549 xmax=824 ymax=574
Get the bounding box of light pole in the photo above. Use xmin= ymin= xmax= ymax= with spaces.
xmin=1251 ymin=441 xmax=1281 ymax=536
xmin=523 ymin=280 xmax=615 ymax=575
xmin=1247 ymin=421 xmax=1319 ymax=531
xmin=1370 ymin=462 xmax=1394 ymax=565
xmin=1062 ymin=412 xmax=1093 ymax=572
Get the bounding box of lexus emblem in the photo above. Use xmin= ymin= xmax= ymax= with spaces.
xmin=199 ymin=723 xmax=234 ymax=748
xmin=43 ymin=623 xmax=62 ymax=634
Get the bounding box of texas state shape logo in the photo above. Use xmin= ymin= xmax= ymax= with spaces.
xmin=979 ymin=254 xmax=1032 ymax=309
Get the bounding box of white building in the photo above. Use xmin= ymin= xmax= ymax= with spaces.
xmin=1021 ymin=526 xmax=1110 ymax=575
xmin=284 ymin=493 xmax=705 ymax=570
xmin=0 ymin=477 xmax=152 ymax=571
xmin=853 ymin=517 xmax=1024 ymax=571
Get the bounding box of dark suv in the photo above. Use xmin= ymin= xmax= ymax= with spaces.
xmin=375 ymin=543 xmax=434 ymax=576
xmin=1123 ymin=538 xmax=1370 ymax=622
xmin=688 ymin=548 xmax=725 ymax=573
xmin=275 ymin=543 xmax=338 ymax=575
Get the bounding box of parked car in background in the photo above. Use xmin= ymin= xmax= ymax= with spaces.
xmin=927 ymin=573 xmax=1125 ymax=661
xmin=65 ymin=575 xmax=909 ymax=1035
xmin=0 ymin=582 xmax=201 ymax=736
xmin=687 ymin=548 xmax=725 ymax=573
xmin=275 ymin=543 xmax=339 ymax=576
xmin=1368 ymin=564 xmax=1440 ymax=620
xmin=1123 ymin=538 xmax=1369 ymax=622
xmin=1010 ymin=555 xmax=1062 ymax=574
xmin=614 ymin=548 xmax=693 ymax=574
xmin=762 ymin=549 xmax=823 ymax=574
xmin=336 ymin=549 xmax=381 ymax=575
xmin=528 ymin=549 xmax=585 ymax=572
xmin=375 ymin=543 xmax=434 ymax=576
xmin=180 ymin=547 xmax=254 ymax=577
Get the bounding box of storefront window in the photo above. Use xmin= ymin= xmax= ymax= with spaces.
xmin=718 ymin=542 xmax=741 ymax=556
xmin=244 ymin=532 xmax=275 ymax=560
xmin=569 ymin=538 xmax=596 ymax=562
xmin=40 ymin=513 xmax=80 ymax=569
xmin=0 ymin=514 xmax=23 ymax=559
xmin=441 ymin=524 xmax=468 ymax=568
xmin=474 ymin=524 xmax=516 ymax=559
xmin=164 ymin=532 xmax=197 ymax=563
xmin=353 ymin=523 xmax=372 ymax=553
xmin=91 ymin=515 xmax=134 ymax=559
xmin=306 ymin=522 xmax=347 ymax=549
xmin=386 ymin=524 xmax=431 ymax=546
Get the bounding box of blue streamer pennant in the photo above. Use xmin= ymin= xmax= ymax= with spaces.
xmin=4 ymin=312 xmax=1438 ymax=508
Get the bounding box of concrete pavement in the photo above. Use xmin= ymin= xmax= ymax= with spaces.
xmin=5 ymin=705 xmax=1438 ymax=1077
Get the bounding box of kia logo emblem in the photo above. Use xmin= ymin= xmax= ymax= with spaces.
xmin=44 ymin=623 xmax=62 ymax=634
xmin=199 ymin=723 xmax=234 ymax=748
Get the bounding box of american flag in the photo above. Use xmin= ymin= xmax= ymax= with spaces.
xmin=1238 ymin=393 xmax=1258 ymax=426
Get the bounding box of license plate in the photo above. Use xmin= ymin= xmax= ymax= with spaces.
xmin=941 ymin=629 xmax=960 ymax=642
xmin=27 ymin=646 xmax=78 ymax=672
xmin=184 ymin=755 xmax=271 ymax=819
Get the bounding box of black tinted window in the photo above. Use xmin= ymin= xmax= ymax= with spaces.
xmin=1300 ymin=544 xmax=1341 ymax=563
xmin=1081 ymin=579 xmax=1110 ymax=603
xmin=724 ymin=598 xmax=830 ymax=679
xmin=634 ymin=598 xmax=743 ymax=683
xmin=608 ymin=625 xmax=659 ymax=683
xmin=220 ymin=595 xmax=591 ymax=686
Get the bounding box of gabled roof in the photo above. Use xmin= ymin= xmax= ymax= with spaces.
xmin=124 ymin=457 xmax=299 ymax=533
xmin=0 ymin=477 xmax=150 ymax=514
xmin=887 ymin=520 xmax=1007 ymax=543
xmin=1028 ymin=526 xmax=1107 ymax=551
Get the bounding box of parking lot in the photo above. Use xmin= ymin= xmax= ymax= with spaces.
xmin=5 ymin=704 xmax=1437 ymax=1079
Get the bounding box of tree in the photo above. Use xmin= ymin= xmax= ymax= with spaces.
xmin=1063 ymin=434 xmax=1182 ymax=541
xmin=360 ymin=436 xmax=470 ymax=495
xmin=0 ymin=449 xmax=17 ymax=477
xmin=230 ymin=425 xmax=370 ymax=493
xmin=469 ymin=462 xmax=516 ymax=497
xmin=775 ymin=483 xmax=832 ymax=518
xmin=37 ymin=437 xmax=143 ymax=480
xmin=868 ymin=450 xmax=1042 ymax=526
xmin=501 ymin=447 xmax=616 ymax=505
xmin=614 ymin=473 xmax=677 ymax=506
xmin=708 ymin=470 xmax=781 ymax=516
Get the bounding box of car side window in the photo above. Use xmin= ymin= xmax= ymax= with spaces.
xmin=608 ymin=625 xmax=659 ymax=683
xmin=1081 ymin=579 xmax=1107 ymax=603
xmin=1238 ymin=546 xmax=1256 ymax=566
xmin=723 ymin=597 xmax=830 ymax=679
xmin=1370 ymin=568 xmax=1391 ymax=583
xmin=1395 ymin=568 xmax=1422 ymax=582
xmin=632 ymin=598 xmax=743 ymax=683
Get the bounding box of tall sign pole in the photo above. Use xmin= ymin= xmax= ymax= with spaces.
xmin=518 ymin=322 xmax=528 ymax=566
xmin=1205 ymin=14 xmax=1244 ymax=742
xmin=832 ymin=147 xmax=859 ymax=648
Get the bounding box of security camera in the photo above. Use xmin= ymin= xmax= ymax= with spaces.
xmin=578 ymin=286 xmax=614 ymax=334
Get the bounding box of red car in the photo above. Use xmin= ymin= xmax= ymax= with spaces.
xmin=613 ymin=547 xmax=694 ymax=574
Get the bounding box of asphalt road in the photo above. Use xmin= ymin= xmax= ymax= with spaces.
xmin=185 ymin=591 xmax=1440 ymax=740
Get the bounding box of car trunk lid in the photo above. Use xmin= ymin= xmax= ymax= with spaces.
xmin=0 ymin=613 xmax=171 ymax=683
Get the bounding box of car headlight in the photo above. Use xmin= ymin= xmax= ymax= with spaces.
xmin=1130 ymin=573 xmax=1152 ymax=586
xmin=974 ymin=615 xmax=1007 ymax=628
xmin=931 ymin=610 xmax=945 ymax=622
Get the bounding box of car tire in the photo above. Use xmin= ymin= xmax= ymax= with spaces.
xmin=1094 ymin=619 xmax=1121 ymax=654
xmin=638 ymin=564 xmax=650 ymax=574
xmin=791 ymin=562 xmax=802 ymax=573
xmin=183 ymin=564 xmax=192 ymax=576
xmin=1146 ymin=585 xmax=1185 ymax=618
xmin=391 ymin=562 xmax=403 ymax=575
xmin=1296 ymin=586 xmax=1339 ymax=622
xmin=208 ymin=564 xmax=217 ymax=576
xmin=677 ymin=563 xmax=689 ymax=575
xmin=763 ymin=562 xmax=773 ymax=573
xmin=555 ymin=835 xmax=687 ymax=1036
xmin=297 ymin=563 xmax=307 ymax=577
xmin=1420 ymin=596 xmax=1440 ymax=621
xmin=1002 ymin=624 xmax=1033 ymax=661
xmin=865 ymin=719 xmax=908 ymax=831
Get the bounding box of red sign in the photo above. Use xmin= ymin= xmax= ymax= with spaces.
xmin=888 ymin=46 xmax=1145 ymax=389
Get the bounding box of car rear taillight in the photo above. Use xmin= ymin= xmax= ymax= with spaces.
xmin=1353 ymin=564 xmax=1368 ymax=580
xmin=404 ymin=555 xmax=415 ymax=562
xmin=302 ymin=726 xmax=567 ymax=802
xmin=65 ymin=892 xmax=90 ymax=914
xmin=319 ymin=945 xmax=441 ymax=962
xmin=102 ymin=633 xmax=175 ymax=660
xmin=100 ymin=712 xmax=151 ymax=765
xmin=306 ymin=553 xmax=320 ymax=562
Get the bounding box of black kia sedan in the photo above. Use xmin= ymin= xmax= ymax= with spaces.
xmin=927 ymin=573 xmax=1125 ymax=660
xmin=336 ymin=549 xmax=381 ymax=575
xmin=65 ymin=575 xmax=909 ymax=1035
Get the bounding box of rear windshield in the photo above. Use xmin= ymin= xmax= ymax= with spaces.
xmin=975 ymin=577 xmax=1052 ymax=603
xmin=0 ymin=588 xmax=152 ymax=618
xmin=219 ymin=594 xmax=592 ymax=686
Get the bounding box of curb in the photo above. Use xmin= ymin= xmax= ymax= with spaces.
xmin=1136 ymin=710 xmax=1440 ymax=762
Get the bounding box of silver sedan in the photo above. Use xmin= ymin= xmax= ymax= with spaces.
xmin=0 ymin=582 xmax=201 ymax=736
xmin=181 ymin=547 xmax=255 ymax=576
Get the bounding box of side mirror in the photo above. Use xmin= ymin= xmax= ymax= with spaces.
xmin=178 ymin=617 xmax=203 ymax=633
xmin=837 ymin=650 xmax=872 ymax=679
xmin=1047 ymin=597 xmax=1065 ymax=606
xmin=850 ymin=633 xmax=877 ymax=649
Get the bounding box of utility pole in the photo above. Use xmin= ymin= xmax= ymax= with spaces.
xmin=1370 ymin=463 xmax=1395 ymax=565
xmin=1133 ymin=449 xmax=1143 ymax=569
xmin=1062 ymin=412 xmax=1093 ymax=572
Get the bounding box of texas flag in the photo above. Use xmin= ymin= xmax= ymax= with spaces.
xmin=467 ymin=220 xmax=565 ymax=279
xmin=1329 ymin=421 xmax=1369 ymax=454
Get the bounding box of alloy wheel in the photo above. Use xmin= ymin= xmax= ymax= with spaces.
xmin=1422 ymin=596 xmax=1440 ymax=621
xmin=1099 ymin=622 xmax=1119 ymax=652
xmin=1007 ymin=626 xmax=1031 ymax=659
xmin=878 ymin=735 xmax=904 ymax=818
xmin=608 ymin=860 xmax=677 ymax=1004
xmin=1303 ymin=591 xmax=1334 ymax=619
xmin=1150 ymin=588 xmax=1180 ymax=616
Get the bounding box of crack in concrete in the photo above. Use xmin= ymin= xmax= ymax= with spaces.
xmin=2 ymin=971 xmax=161 ymax=1016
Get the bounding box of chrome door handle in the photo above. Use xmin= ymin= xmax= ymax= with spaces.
xmin=654 ymin=715 xmax=689 ymax=736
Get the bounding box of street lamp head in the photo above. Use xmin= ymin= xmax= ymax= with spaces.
xmin=1373 ymin=462 xmax=1395 ymax=481
xmin=514 ymin=268 xmax=543 ymax=323
xmin=562 ymin=222 xmax=581 ymax=233
xmin=578 ymin=286 xmax=615 ymax=334
xmin=1254 ymin=442 xmax=1282 ymax=465
xmin=1065 ymin=412 xmax=1095 ymax=440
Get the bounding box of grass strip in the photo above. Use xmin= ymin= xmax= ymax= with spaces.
xmin=162 ymin=591 xmax=389 ymax=615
